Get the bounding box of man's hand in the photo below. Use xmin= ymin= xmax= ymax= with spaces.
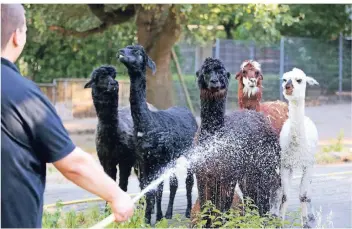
xmin=110 ymin=189 xmax=134 ymax=222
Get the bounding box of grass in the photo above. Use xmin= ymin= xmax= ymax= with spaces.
xmin=42 ymin=198 xmax=188 ymax=228
xmin=42 ymin=197 xmax=335 ymax=228
xmin=315 ymin=129 xmax=352 ymax=164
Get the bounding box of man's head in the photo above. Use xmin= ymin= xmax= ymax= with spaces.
xmin=1 ymin=4 xmax=27 ymax=63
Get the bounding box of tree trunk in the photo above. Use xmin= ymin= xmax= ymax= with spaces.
xmin=223 ymin=22 xmax=233 ymax=40
xmin=136 ymin=5 xmax=182 ymax=109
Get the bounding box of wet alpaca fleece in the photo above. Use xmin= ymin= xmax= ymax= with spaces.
xmin=84 ymin=65 xmax=157 ymax=192
xmin=118 ymin=44 xmax=198 ymax=223
xmin=194 ymin=57 xmax=281 ymax=217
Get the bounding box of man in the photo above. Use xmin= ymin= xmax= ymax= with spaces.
xmin=1 ymin=4 xmax=134 ymax=228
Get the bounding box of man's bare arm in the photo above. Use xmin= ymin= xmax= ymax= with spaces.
xmin=53 ymin=147 xmax=134 ymax=222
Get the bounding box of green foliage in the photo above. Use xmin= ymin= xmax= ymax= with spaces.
xmin=182 ymin=4 xmax=300 ymax=44
xmin=43 ymin=197 xmax=338 ymax=228
xmin=19 ymin=4 xmax=351 ymax=84
xmin=42 ymin=201 xmax=63 ymax=228
xmin=322 ymin=129 xmax=345 ymax=153
xmin=19 ymin=4 xmax=136 ymax=82
xmin=279 ymin=4 xmax=351 ymax=39
xmin=192 ymin=198 xmax=294 ymax=228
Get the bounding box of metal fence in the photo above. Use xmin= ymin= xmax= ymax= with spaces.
xmin=174 ymin=35 xmax=351 ymax=114
xmin=38 ymin=35 xmax=351 ymax=119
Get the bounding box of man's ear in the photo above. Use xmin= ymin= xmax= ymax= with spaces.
xmin=235 ymin=72 xmax=242 ymax=80
xmin=84 ymin=79 xmax=94 ymax=88
xmin=147 ymin=55 xmax=156 ymax=75
xmin=13 ymin=28 xmax=26 ymax=47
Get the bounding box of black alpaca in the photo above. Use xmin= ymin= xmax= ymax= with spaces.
xmin=84 ymin=66 xmax=135 ymax=192
xmin=194 ymin=58 xmax=281 ymax=223
xmin=118 ymin=45 xmax=198 ymax=224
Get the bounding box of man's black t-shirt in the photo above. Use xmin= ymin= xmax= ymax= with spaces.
xmin=1 ymin=57 xmax=76 ymax=228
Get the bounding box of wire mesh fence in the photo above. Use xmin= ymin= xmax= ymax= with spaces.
xmin=37 ymin=36 xmax=351 ymax=119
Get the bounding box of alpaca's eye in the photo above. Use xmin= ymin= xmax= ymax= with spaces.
xmin=283 ymin=79 xmax=287 ymax=82
xmin=296 ymin=79 xmax=302 ymax=83
xmin=243 ymin=70 xmax=247 ymax=74
xmin=255 ymin=71 xmax=259 ymax=76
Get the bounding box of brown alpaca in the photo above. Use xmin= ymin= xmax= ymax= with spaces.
xmin=235 ymin=60 xmax=288 ymax=135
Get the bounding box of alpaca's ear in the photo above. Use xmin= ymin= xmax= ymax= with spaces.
xmin=306 ymin=76 xmax=319 ymax=86
xmin=227 ymin=72 xmax=231 ymax=79
xmin=84 ymin=79 xmax=94 ymax=88
xmin=259 ymin=73 xmax=263 ymax=80
xmin=235 ymin=72 xmax=241 ymax=80
xmin=147 ymin=56 xmax=156 ymax=75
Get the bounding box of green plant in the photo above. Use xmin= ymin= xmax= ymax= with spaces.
xmin=42 ymin=201 xmax=63 ymax=228
xmin=192 ymin=198 xmax=297 ymax=228
xmin=45 ymin=196 xmax=338 ymax=228
xmin=64 ymin=210 xmax=78 ymax=228
xmin=322 ymin=129 xmax=345 ymax=153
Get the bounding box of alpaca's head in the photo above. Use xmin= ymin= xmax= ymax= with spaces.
xmin=196 ymin=57 xmax=231 ymax=99
xmin=282 ymin=68 xmax=319 ymax=101
xmin=117 ymin=45 xmax=156 ymax=75
xmin=84 ymin=66 xmax=119 ymax=93
xmin=235 ymin=60 xmax=263 ymax=97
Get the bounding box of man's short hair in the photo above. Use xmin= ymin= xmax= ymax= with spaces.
xmin=1 ymin=4 xmax=25 ymax=50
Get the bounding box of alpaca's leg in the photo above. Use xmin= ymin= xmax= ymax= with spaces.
xmin=196 ymin=173 xmax=206 ymax=208
xmin=118 ymin=164 xmax=132 ymax=192
xmin=100 ymin=159 xmax=117 ymax=211
xmin=239 ymin=177 xmax=257 ymax=207
xmin=142 ymin=171 xmax=156 ymax=225
xmin=155 ymin=181 xmax=164 ymax=222
xmin=270 ymin=168 xmax=283 ymax=217
xmin=280 ymin=167 xmax=293 ymax=221
xmin=220 ymin=181 xmax=236 ymax=212
xmin=269 ymin=185 xmax=282 ymax=217
xmin=257 ymin=180 xmax=272 ymax=216
xmin=165 ymin=173 xmax=178 ymax=219
xmin=101 ymin=158 xmax=117 ymax=182
xmin=185 ymin=168 xmax=194 ymax=218
xmin=300 ymin=166 xmax=314 ymax=228
xmin=144 ymin=189 xmax=156 ymax=225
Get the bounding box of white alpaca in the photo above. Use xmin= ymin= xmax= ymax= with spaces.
xmin=279 ymin=68 xmax=319 ymax=228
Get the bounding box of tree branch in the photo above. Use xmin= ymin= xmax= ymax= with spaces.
xmin=49 ymin=4 xmax=136 ymax=38
xmin=87 ymin=4 xmax=136 ymax=24
xmin=49 ymin=23 xmax=109 ymax=38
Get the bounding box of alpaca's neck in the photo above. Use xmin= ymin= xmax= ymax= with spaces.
xmin=128 ymin=69 xmax=151 ymax=131
xmin=200 ymin=92 xmax=227 ymax=136
xmin=288 ymin=99 xmax=306 ymax=139
xmin=92 ymin=90 xmax=119 ymax=126
xmin=242 ymin=91 xmax=261 ymax=110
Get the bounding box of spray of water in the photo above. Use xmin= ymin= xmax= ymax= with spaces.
xmin=131 ymin=156 xmax=191 ymax=203
xmin=90 ymin=155 xmax=191 ymax=228
xmin=91 ymin=123 xmax=281 ymax=228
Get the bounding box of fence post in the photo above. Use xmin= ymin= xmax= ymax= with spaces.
xmin=249 ymin=41 xmax=255 ymax=60
xmin=279 ymin=36 xmax=285 ymax=101
xmin=339 ymin=33 xmax=343 ymax=99
xmin=215 ymin=38 xmax=220 ymax=59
